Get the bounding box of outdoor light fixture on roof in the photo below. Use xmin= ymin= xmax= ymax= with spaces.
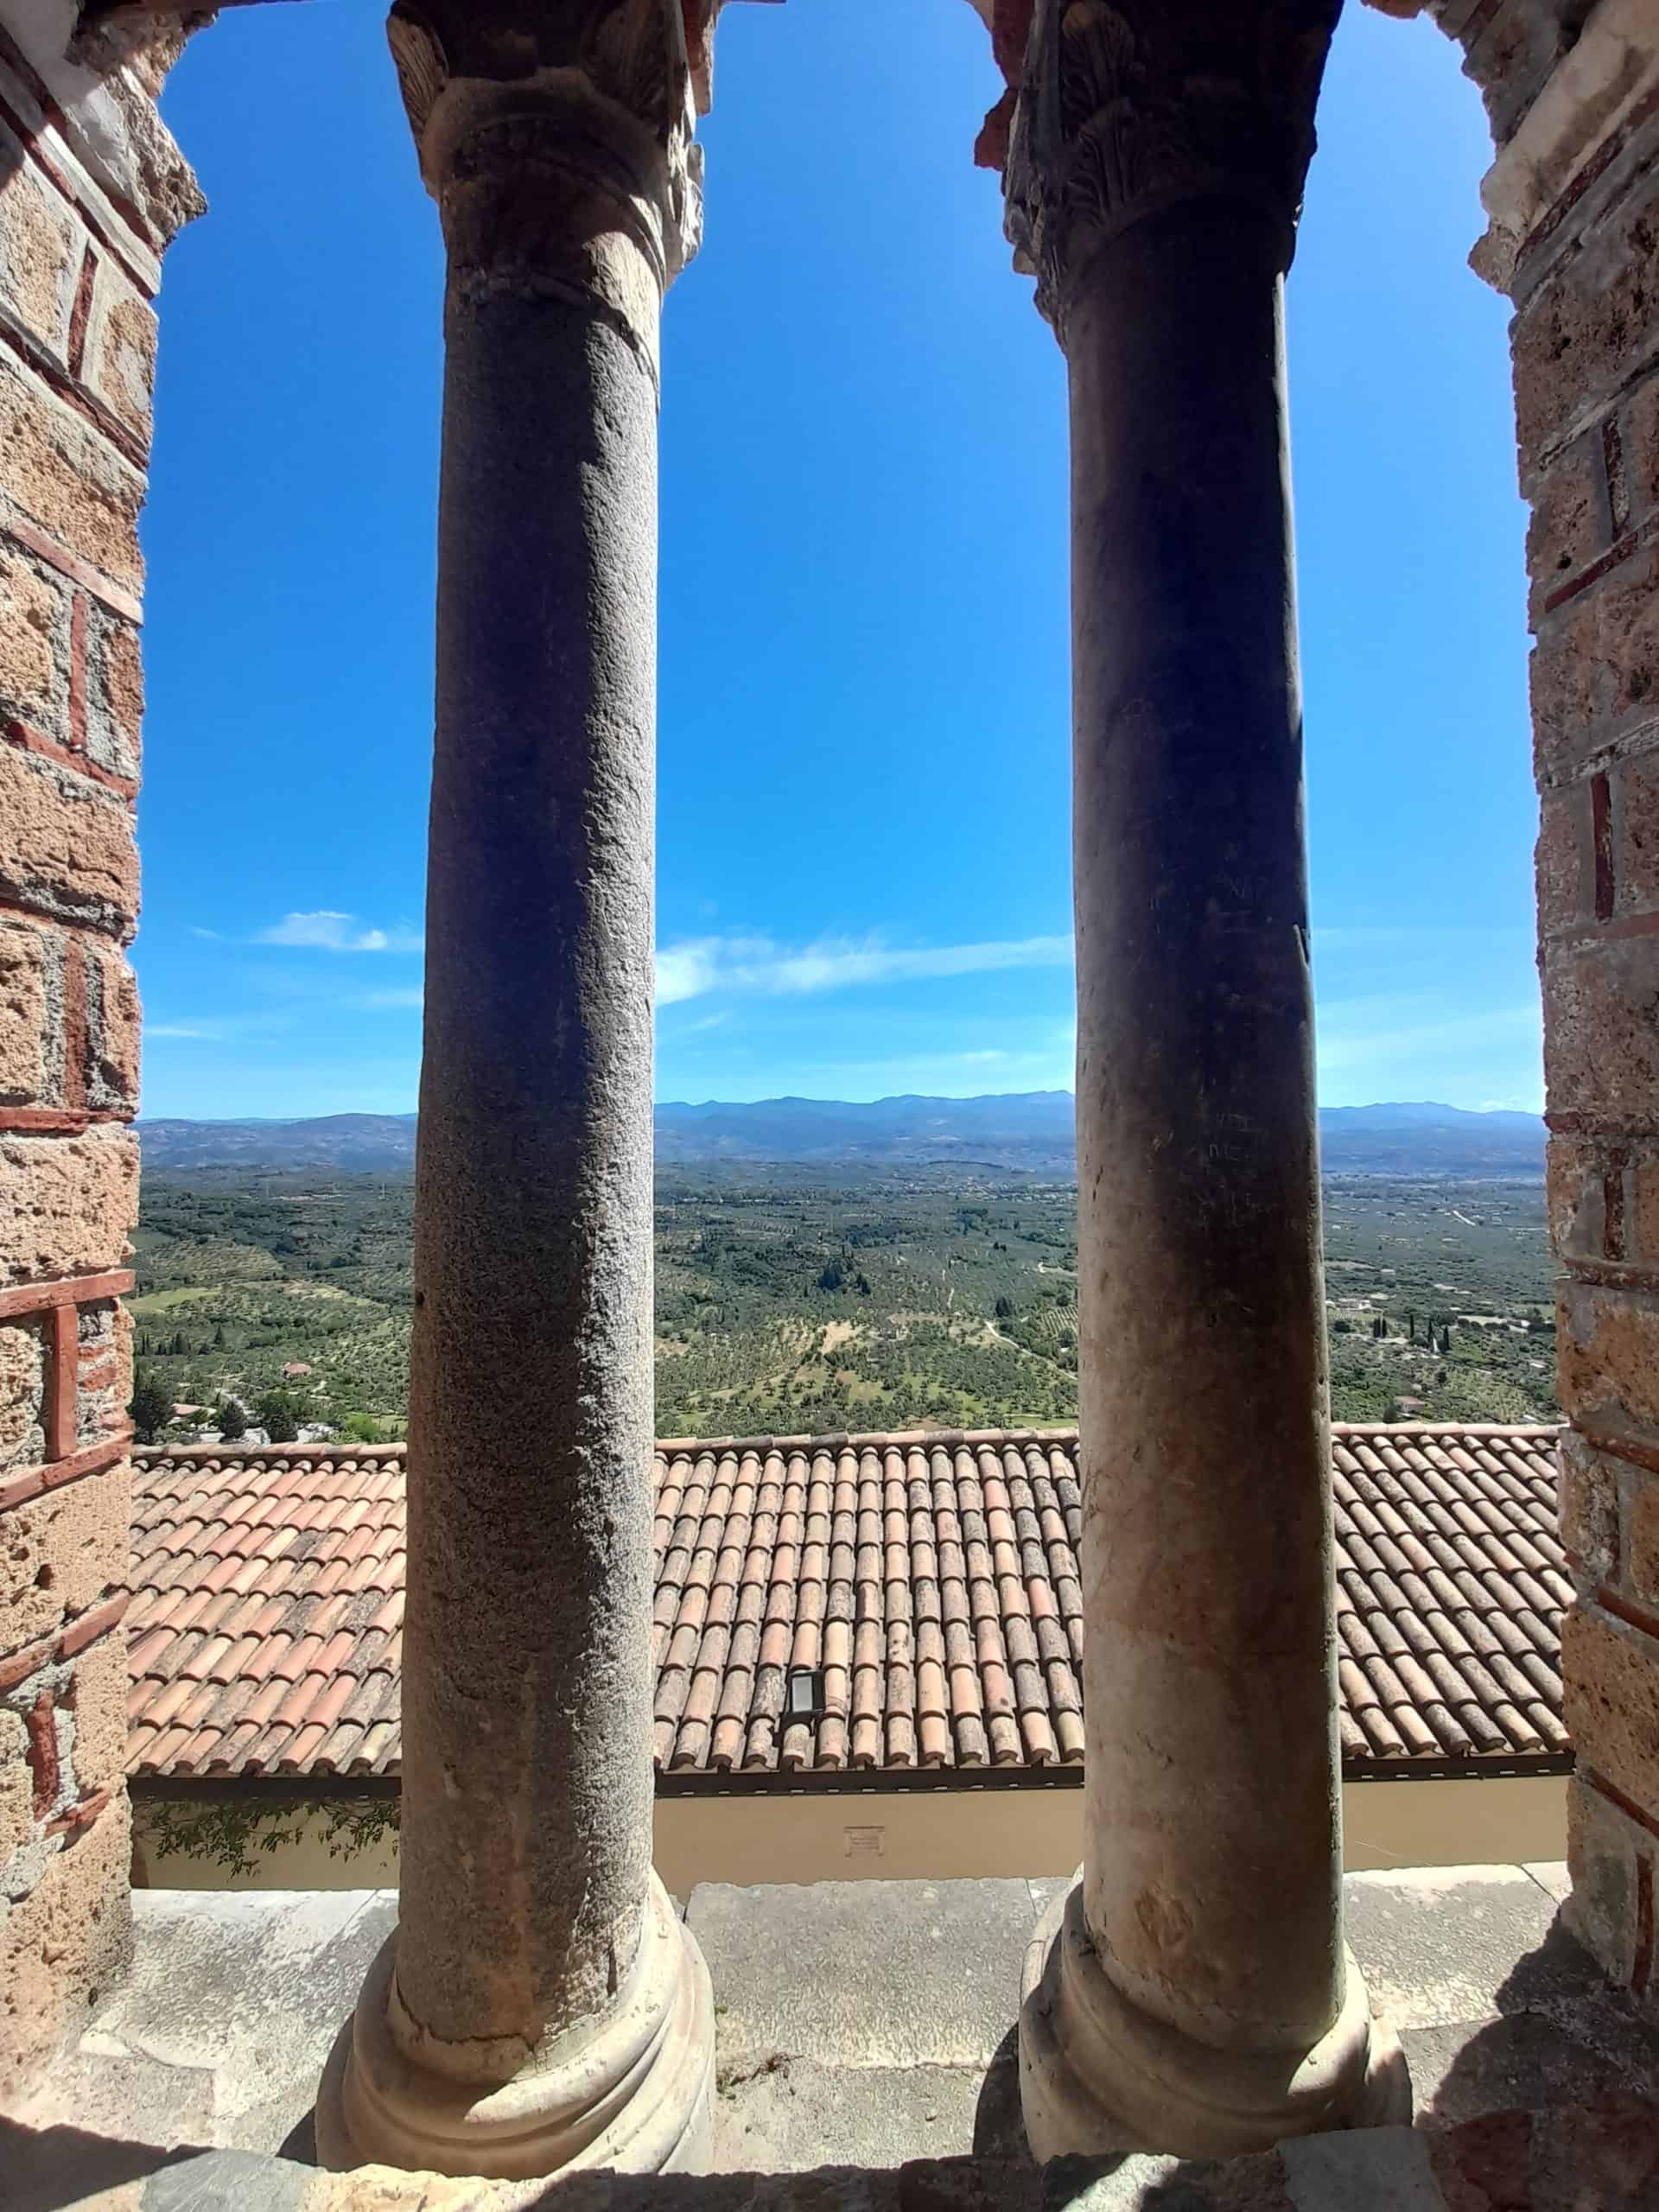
xmin=785 ymin=1666 xmax=825 ymax=1724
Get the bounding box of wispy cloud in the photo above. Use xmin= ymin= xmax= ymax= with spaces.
xmin=357 ymin=987 xmax=426 ymax=1010
xmin=655 ymin=932 xmax=1074 ymax=1006
xmin=255 ymin=911 xmax=423 ymax=954
xmin=145 ymin=1014 xmax=300 ymax=1044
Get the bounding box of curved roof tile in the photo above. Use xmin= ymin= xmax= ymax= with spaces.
xmin=128 ymin=1425 xmax=1569 ymax=1784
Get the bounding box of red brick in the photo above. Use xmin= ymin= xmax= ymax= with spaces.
xmin=1512 ymin=168 xmax=1659 ymax=466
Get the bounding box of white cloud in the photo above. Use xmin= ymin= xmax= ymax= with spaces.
xmin=358 ymin=987 xmax=426 ymax=1010
xmin=655 ymin=932 xmax=1074 ymax=1006
xmin=144 ymin=1014 xmax=299 ymax=1043
xmin=256 ymin=911 xmax=423 ymax=954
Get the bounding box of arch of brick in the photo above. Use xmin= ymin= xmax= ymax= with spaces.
xmin=0 ymin=0 xmax=1656 ymax=2169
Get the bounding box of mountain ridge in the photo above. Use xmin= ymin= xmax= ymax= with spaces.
xmin=137 ymin=1096 xmax=1545 ymax=1177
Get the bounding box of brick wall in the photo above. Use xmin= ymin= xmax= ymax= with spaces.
xmin=0 ymin=2 xmax=199 ymax=2101
xmin=1408 ymin=0 xmax=1659 ymax=2000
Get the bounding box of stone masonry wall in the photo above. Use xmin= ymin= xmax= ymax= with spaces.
xmin=0 ymin=0 xmax=199 ymax=2101
xmin=1402 ymin=0 xmax=1659 ymax=2004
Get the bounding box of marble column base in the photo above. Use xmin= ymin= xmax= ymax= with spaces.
xmin=315 ymin=1873 xmax=714 ymax=2181
xmin=1019 ymin=1876 xmax=1410 ymax=2162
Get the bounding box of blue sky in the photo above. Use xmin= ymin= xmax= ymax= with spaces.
xmin=137 ymin=0 xmax=1538 ymax=1120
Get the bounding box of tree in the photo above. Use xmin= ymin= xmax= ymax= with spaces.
xmin=217 ymin=1395 xmax=248 ymax=1443
xmin=213 ymin=1323 xmax=226 ymax=1351
xmin=995 ymin=1295 xmax=1014 ymax=1321
xmin=255 ymin=1389 xmax=302 ymax=1444
xmin=1440 ymin=1325 xmax=1452 ymax=1356
xmin=130 ymin=1371 xmax=172 ymax=1445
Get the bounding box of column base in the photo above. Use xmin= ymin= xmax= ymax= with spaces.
xmin=315 ymin=1872 xmax=714 ymax=2182
xmin=1019 ymin=1876 xmax=1410 ymax=2162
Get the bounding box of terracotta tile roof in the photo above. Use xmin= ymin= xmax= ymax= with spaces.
xmin=128 ymin=1426 xmax=1572 ymax=1786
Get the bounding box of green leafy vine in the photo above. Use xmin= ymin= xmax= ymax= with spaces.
xmin=137 ymin=1794 xmax=401 ymax=1878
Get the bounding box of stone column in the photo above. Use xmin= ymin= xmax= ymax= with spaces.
xmin=316 ymin=0 xmax=714 ymax=2179
xmin=1000 ymin=0 xmax=1409 ymax=2161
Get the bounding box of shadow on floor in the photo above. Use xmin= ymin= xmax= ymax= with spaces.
xmin=970 ymin=2024 xmax=1033 ymax=2164
xmin=3 ymin=2119 xmax=256 ymax=2212
xmin=1412 ymin=1909 xmax=1659 ymax=2132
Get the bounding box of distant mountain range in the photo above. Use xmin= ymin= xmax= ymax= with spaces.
xmin=137 ymin=1096 xmax=1546 ymax=1178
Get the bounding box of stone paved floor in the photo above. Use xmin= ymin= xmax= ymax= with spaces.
xmin=12 ymin=1864 xmax=1659 ymax=2186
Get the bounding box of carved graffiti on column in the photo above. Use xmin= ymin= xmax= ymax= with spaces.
xmin=1001 ymin=0 xmax=1338 ymax=335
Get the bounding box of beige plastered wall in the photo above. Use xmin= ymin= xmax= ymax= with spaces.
xmin=131 ymin=1775 xmax=1568 ymax=1893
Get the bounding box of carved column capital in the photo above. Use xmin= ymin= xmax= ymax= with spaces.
xmin=1001 ymin=0 xmax=1338 ymax=340
xmin=388 ymin=0 xmax=706 ymax=371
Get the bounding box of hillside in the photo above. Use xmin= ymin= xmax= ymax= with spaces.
xmin=129 ymin=1160 xmax=1559 ymax=1440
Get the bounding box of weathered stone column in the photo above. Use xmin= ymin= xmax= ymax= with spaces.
xmin=1000 ymin=0 xmax=1408 ymax=2160
xmin=316 ymin=0 xmax=714 ymax=2179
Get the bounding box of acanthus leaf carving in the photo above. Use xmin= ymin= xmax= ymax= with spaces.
xmin=388 ymin=6 xmax=448 ymax=153
xmin=387 ymin=0 xmax=704 ymax=299
xmin=1002 ymin=0 xmax=1338 ymax=339
xmin=582 ymin=0 xmax=679 ymax=138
